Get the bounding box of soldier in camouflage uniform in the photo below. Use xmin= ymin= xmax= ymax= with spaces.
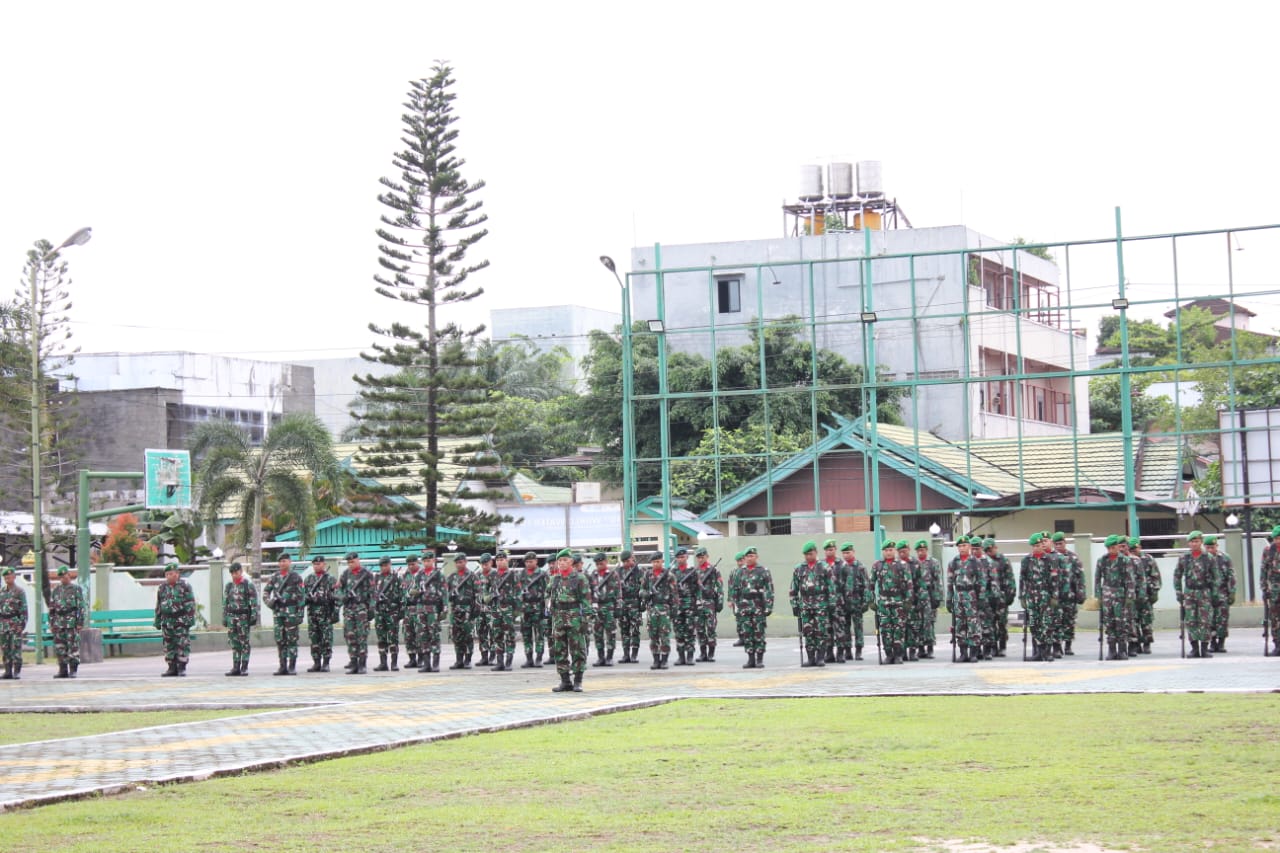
xmin=518 ymin=552 xmax=548 ymax=668
xmin=49 ymin=565 xmax=86 ymax=678
xmin=728 ymin=551 xmax=746 ymax=647
xmin=872 ymin=541 xmax=911 ymax=665
xmin=732 ymin=546 xmax=774 ymax=668
xmin=372 ymin=557 xmax=405 ymax=671
xmin=894 ymin=541 xmax=924 ymax=661
xmin=488 ymin=551 xmax=520 ymax=671
xmin=548 ymin=548 xmax=591 ymax=692
xmin=476 ymin=553 xmax=495 ymax=666
xmin=155 ymin=561 xmax=196 ymax=676
xmin=672 ymin=547 xmax=702 ymax=666
xmin=305 ymin=555 xmax=339 ymax=672
xmin=1048 ymin=534 xmax=1084 ymax=656
xmin=1129 ymin=538 xmax=1160 ymax=654
xmin=791 ymin=541 xmax=835 ymax=668
xmin=401 ymin=555 xmax=421 ymax=668
xmin=616 ymin=551 xmax=644 ymax=664
xmin=643 ymin=551 xmax=677 ymax=669
xmin=412 ymin=550 xmax=447 ymax=673
xmin=264 ymin=553 xmax=306 ymax=676
xmin=983 ymin=538 xmax=1017 ymax=657
xmin=1174 ymin=531 xmax=1215 ymax=658
xmin=694 ymin=546 xmax=723 ymax=662
xmin=447 ymin=554 xmax=479 ymax=669
xmin=590 ymin=552 xmax=620 ymax=667
xmin=946 ymin=536 xmax=986 ymax=662
xmin=822 ymin=540 xmax=847 ymax=663
xmin=338 ymin=552 xmax=375 ymax=674
xmin=222 ymin=561 xmax=259 ymax=676
xmin=913 ymin=540 xmax=942 ymax=660
xmin=1261 ymin=526 xmax=1280 ymax=656
xmin=1205 ymin=535 xmax=1236 ymax=653
xmin=1095 ymin=535 xmax=1135 ymax=660
xmin=0 ymin=567 xmax=28 ymax=680
xmin=1019 ymin=533 xmax=1056 ymax=662
xmin=842 ymin=543 xmax=871 ymax=660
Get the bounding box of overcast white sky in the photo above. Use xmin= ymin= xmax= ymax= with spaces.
xmin=3 ymin=0 xmax=1278 ymax=361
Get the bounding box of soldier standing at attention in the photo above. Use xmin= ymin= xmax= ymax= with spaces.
xmin=728 ymin=551 xmax=747 ymax=648
xmin=1 ymin=567 xmax=29 ymax=680
xmin=947 ymin=536 xmax=985 ymax=663
xmin=1129 ymin=538 xmax=1160 ymax=655
xmin=414 ymin=550 xmax=447 ymax=673
xmin=488 ymin=551 xmax=519 ymax=671
xmin=1204 ymin=535 xmax=1236 ymax=653
xmin=548 ymin=548 xmax=591 ymax=692
xmin=983 ymin=538 xmax=1017 ymax=657
xmin=1095 ymin=535 xmax=1135 ymax=660
xmin=265 ymin=553 xmax=305 ymax=676
xmin=338 ymin=552 xmax=375 ymax=674
xmin=823 ymin=539 xmax=848 ymax=663
xmin=1019 ymin=534 xmax=1054 ymax=662
xmin=49 ymin=565 xmax=86 ymax=678
xmin=447 ymin=554 xmax=478 ymax=670
xmin=694 ymin=546 xmax=723 ymax=662
xmin=590 ymin=552 xmax=620 ymax=667
xmin=304 ymin=555 xmax=338 ymax=672
xmin=518 ymin=552 xmax=548 ymax=668
xmin=642 ymin=551 xmax=677 ymax=669
xmin=734 ymin=546 xmax=774 ymax=668
xmin=842 ymin=543 xmax=871 ymax=660
xmin=1262 ymin=526 xmax=1280 ymax=657
xmin=791 ymin=541 xmax=835 ymax=668
xmin=1049 ymin=534 xmax=1084 ymax=656
xmin=616 ymin=551 xmax=644 ymax=664
xmin=372 ymin=557 xmax=405 ymax=671
xmin=155 ymin=561 xmax=196 ymax=677
xmin=893 ymin=541 xmax=923 ymax=661
xmin=222 ymin=561 xmax=259 ymax=677
xmin=1174 ymin=531 xmax=1215 ymax=658
xmin=401 ymin=555 xmax=421 ymax=669
xmin=476 ymin=553 xmax=495 ymax=667
xmin=872 ymin=541 xmax=910 ymax=665
xmin=914 ymin=540 xmax=942 ymax=660
xmin=672 ymin=547 xmax=702 ymax=666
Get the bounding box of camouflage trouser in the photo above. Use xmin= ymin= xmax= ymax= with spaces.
xmin=904 ymin=600 xmax=922 ymax=649
xmin=1266 ymin=591 xmax=1280 ymax=644
xmin=491 ymin=609 xmax=516 ymax=657
xmin=876 ymin=599 xmax=906 ymax=649
xmin=1057 ymin=603 xmax=1078 ymax=645
xmin=978 ymin=600 xmax=995 ymax=648
xmin=918 ymin=602 xmax=937 ymax=647
xmin=374 ymin=611 xmax=400 ymax=654
xmin=1 ymin=626 xmax=23 ymax=665
xmin=1181 ymin=589 xmax=1212 ymax=642
xmin=274 ymin=620 xmax=300 ymax=659
xmin=798 ymin=605 xmax=829 ymax=653
xmin=161 ymin=621 xmax=191 ymax=664
xmin=308 ymin=612 xmax=334 ymax=659
xmin=832 ymin=602 xmax=851 ymax=650
xmin=695 ymin=605 xmax=717 ymax=650
xmin=1099 ymin=589 xmax=1131 ymax=642
xmin=450 ymin=608 xmax=476 ymax=656
xmin=402 ymin=607 xmax=418 ymax=655
xmin=520 ymin=608 xmax=545 ymax=657
xmin=1211 ymin=600 xmax=1231 ymax=643
xmin=50 ymin=614 xmax=81 ymax=665
xmin=853 ymin=606 xmax=866 ymax=648
xmin=993 ymin=604 xmax=1011 ymax=646
xmin=476 ymin=606 xmax=492 ymax=657
xmin=673 ymin=606 xmax=697 ymax=653
xmin=593 ymin=605 xmax=617 ymax=654
xmin=343 ymin=607 xmax=371 ymax=658
xmin=950 ymin=590 xmax=982 ymax=650
xmin=619 ymin=601 xmax=643 ymax=649
xmin=739 ymin=607 xmax=768 ymax=655
xmin=550 ymin=607 xmax=587 ymax=678
xmin=1133 ymin=597 xmax=1155 ymax=644
xmin=1026 ymin=596 xmax=1055 ymax=650
xmin=226 ymin=612 xmax=253 ymax=665
xmin=414 ymin=607 xmax=444 ymax=657
xmin=647 ymin=607 xmax=673 ymax=656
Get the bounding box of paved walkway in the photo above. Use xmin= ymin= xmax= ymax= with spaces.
xmin=1 ymin=631 xmax=1277 ymax=810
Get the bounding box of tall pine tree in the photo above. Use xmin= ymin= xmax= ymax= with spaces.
xmin=353 ymin=65 xmax=504 ymax=548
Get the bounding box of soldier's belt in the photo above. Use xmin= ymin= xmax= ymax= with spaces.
xmin=553 ymin=602 xmax=579 ymax=610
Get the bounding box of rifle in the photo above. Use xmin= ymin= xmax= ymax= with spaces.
xmin=1179 ymin=603 xmax=1186 ymax=659
xmin=1098 ymin=599 xmax=1105 ymax=662
xmin=874 ymin=608 xmax=883 ymax=665
xmin=1265 ymin=599 xmax=1271 ymax=657
xmin=1021 ymin=609 xmax=1029 ymax=662
xmin=797 ymin=614 xmax=805 ymax=666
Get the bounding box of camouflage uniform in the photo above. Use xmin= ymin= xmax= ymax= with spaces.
xmin=517 ymin=557 xmax=549 ymax=668
xmin=222 ymin=565 xmax=259 ymax=676
xmin=845 ymin=553 xmax=871 ymax=659
xmin=373 ymin=562 xmax=405 ymax=671
xmin=823 ymin=541 xmax=847 ymax=663
xmin=731 ymin=549 xmax=773 ymax=667
xmin=49 ymin=573 xmax=87 ymax=677
xmin=0 ymin=571 xmax=28 ymax=680
xmin=872 ymin=545 xmax=912 ymax=664
xmin=590 ymin=556 xmax=621 ymax=666
xmin=1130 ymin=543 xmax=1161 ymax=654
xmin=1206 ymin=541 xmax=1236 ymax=653
xmin=304 ymin=558 xmax=339 ymax=671
xmin=410 ymin=559 xmax=447 ymax=672
xmin=947 ymin=542 xmax=986 ymax=662
xmin=642 ymin=557 xmax=678 ymax=668
xmin=984 ymin=542 xmax=1018 ymax=656
xmin=1174 ymin=533 xmax=1215 ymax=657
xmin=264 ymin=561 xmax=306 ymax=675
xmin=727 ymin=556 xmax=745 ymax=647
xmin=791 ymin=545 xmax=835 ymax=668
xmin=337 ymin=555 xmax=375 ymax=673
xmin=672 ymin=556 xmax=702 ymax=666
xmin=1018 ymin=535 xmax=1058 ymax=662
xmin=154 ymin=569 xmax=196 ymax=676
xmin=1261 ymin=533 xmax=1280 ymax=656
xmin=915 ymin=545 xmax=943 ymax=660
xmin=548 ymin=551 xmax=591 ymax=692
xmin=694 ymin=551 xmax=723 ymax=662
xmin=447 ymin=558 xmax=480 ymax=669
xmin=897 ymin=544 xmax=925 ymax=661
xmin=476 ymin=558 xmax=495 ymax=666
xmin=616 ymin=554 xmax=645 ymax=664
xmin=488 ymin=558 xmax=520 ymax=671
xmin=1095 ymin=536 xmax=1135 ymax=659
xmin=973 ymin=548 xmax=999 ymax=660
xmin=1051 ymin=540 xmax=1086 ymax=655
xmin=400 ymin=561 xmax=420 ymax=667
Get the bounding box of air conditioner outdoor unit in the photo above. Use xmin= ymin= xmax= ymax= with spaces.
xmin=742 ymin=521 xmax=768 ymax=536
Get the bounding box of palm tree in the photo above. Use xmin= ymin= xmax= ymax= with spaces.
xmin=190 ymin=413 xmax=343 ymax=571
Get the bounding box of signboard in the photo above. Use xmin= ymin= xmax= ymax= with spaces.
xmin=145 ymin=449 xmax=193 ymax=509
xmin=497 ymin=502 xmax=622 ymax=550
xmin=1219 ymin=408 xmax=1280 ymax=507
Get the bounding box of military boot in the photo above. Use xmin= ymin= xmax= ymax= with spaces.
xmin=1117 ymin=642 xmax=1129 ymax=661
xmin=69 ymin=661 xmax=78 ymax=678
xmin=743 ymin=652 xmax=756 ymax=669
xmin=374 ymin=652 xmax=389 ymax=672
xmin=660 ymin=653 xmax=670 ymax=669
xmin=1188 ymin=641 xmax=1201 ymax=658
xmin=479 ymin=650 xmax=490 ymax=667
xmin=322 ymin=655 xmax=331 ymax=672
xmin=733 ymin=638 xmax=744 ymax=647
xmin=162 ymin=660 xmax=179 ymax=677
xmin=406 ymin=653 xmax=418 ymax=669
xmin=855 ymin=645 xmax=863 ymax=661
xmin=984 ymin=644 xmax=994 ymax=661
xmin=345 ymin=657 xmax=358 ymax=672
xmin=1200 ymin=641 xmax=1213 ymax=658
xmin=1217 ymin=639 xmax=1228 ymax=653
xmin=802 ymin=648 xmax=816 ymax=667
xmin=959 ymin=647 xmax=970 ymax=663
xmin=307 ymin=655 xmax=323 ymax=673
xmin=431 ymin=652 xmax=440 ymax=672
xmin=592 ymin=647 xmax=605 ymax=667
xmin=237 ymin=660 xmax=249 ymax=676
xmin=55 ymin=660 xmax=69 ymax=679
xmin=675 ymin=648 xmax=687 ymax=666
xmin=390 ymin=651 xmax=399 ymax=671
xmin=836 ymin=647 xmax=846 ymax=663
xmin=572 ymin=672 xmax=583 ymax=692
xmin=359 ymin=654 xmax=369 ymax=673
xmin=178 ymin=661 xmax=187 ymax=677
xmin=619 ymin=647 xmax=630 ymax=664
xmin=288 ymin=655 xmax=297 ymax=674
xmin=604 ymin=647 xmax=614 ymax=666
xmin=1063 ymin=641 xmax=1073 ymax=656
xmin=275 ymin=654 xmax=290 ymax=676
xmin=1141 ymin=641 xmax=1151 ymax=654
xmin=462 ymin=651 xmax=473 ymax=669
xmin=824 ymin=646 xmax=836 ymax=664
xmin=12 ymin=659 xmax=21 ymax=678
xmin=2 ymin=661 xmax=13 ymax=680
xmin=756 ymin=651 xmax=765 ymax=668
xmin=226 ymin=661 xmax=242 ymax=677
xmin=706 ymin=642 xmax=716 ymax=662
xmin=552 ymin=673 xmax=573 ymax=693
xmin=1052 ymin=642 xmax=1063 ymax=659
xmin=1106 ymin=640 xmax=1118 ymax=660
xmin=651 ymin=653 xmax=662 ymax=670
xmin=522 ymin=652 xmax=536 ymax=669
xmin=1128 ymin=641 xmax=1140 ymax=657
xmin=632 ymin=645 xmax=642 ymax=663
xmin=505 ymin=652 xmax=514 ymax=670
xmin=449 ymin=651 xmax=465 ymax=670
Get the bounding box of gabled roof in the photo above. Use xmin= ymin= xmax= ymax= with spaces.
xmin=636 ymin=496 xmax=724 ymax=538
xmin=509 ymin=472 xmax=572 ymax=505
xmin=274 ymin=515 xmax=492 ymax=553
xmin=335 ymin=440 xmax=470 ymax=506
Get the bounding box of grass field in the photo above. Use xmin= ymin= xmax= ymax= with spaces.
xmin=0 ymin=710 xmax=279 ymax=746
xmin=2 ymin=694 xmax=1277 ymax=852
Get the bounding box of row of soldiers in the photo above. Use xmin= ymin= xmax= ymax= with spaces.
xmin=0 ymin=565 xmax=87 ymax=681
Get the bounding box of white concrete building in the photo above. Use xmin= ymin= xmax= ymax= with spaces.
xmin=489 ymin=304 xmax=621 ymax=389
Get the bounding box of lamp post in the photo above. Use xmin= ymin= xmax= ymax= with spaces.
xmin=28 ymin=226 xmax=92 ymax=664
xmin=599 ymin=256 xmax=634 ymax=552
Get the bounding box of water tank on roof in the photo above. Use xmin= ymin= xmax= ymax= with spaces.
xmin=827 ymin=162 xmax=853 ymax=199
xmin=799 ymin=165 xmax=824 ymax=202
xmin=857 ymin=160 xmax=883 ymax=198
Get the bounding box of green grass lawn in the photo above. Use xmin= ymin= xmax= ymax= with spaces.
xmin=2 ymin=694 xmax=1277 ymax=852
xmin=0 ymin=710 xmax=277 ymax=746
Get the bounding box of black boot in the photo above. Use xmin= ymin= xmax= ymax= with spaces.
xmin=522 ymin=652 xmax=535 ymax=669
xmin=619 ymin=647 xmax=631 ymax=664
xmin=744 ymin=652 xmax=756 ymax=669
xmin=855 ymin=645 xmax=863 ymax=661
xmin=493 ymin=653 xmax=508 ymax=672
xmin=1217 ymin=639 xmax=1228 ymax=653
xmin=274 ymin=654 xmax=290 ymax=676
xmin=824 ymin=646 xmax=836 ymax=664
xmin=374 ymin=651 xmax=389 ymax=672
xmin=1141 ymin=642 xmax=1151 ymax=654
xmin=651 ymin=652 xmax=662 ymax=670
xmin=322 ymin=655 xmax=331 ymax=672
xmin=756 ymin=651 xmax=765 ymax=668
xmin=836 ymin=647 xmax=846 ymax=663
xmin=535 ymin=651 xmax=544 ymax=667
xmin=11 ymin=659 xmax=20 ymax=679
xmin=390 ymin=651 xmax=399 ymax=671
xmin=345 ymin=656 xmax=358 ymax=672
xmin=431 ymin=652 xmax=440 ymax=672
xmin=226 ymin=660 xmax=242 ymax=677
xmin=1063 ymin=641 xmax=1073 ymax=656
xmin=1189 ymin=641 xmax=1201 ymax=658
xmin=237 ymin=659 xmax=249 ymax=676
xmin=592 ymin=647 xmax=605 ymax=667
xmin=162 ymin=660 xmax=179 ymax=677
xmin=55 ymin=660 xmax=69 ymax=679
xmin=660 ymin=653 xmax=670 ymax=669
xmin=983 ymin=644 xmax=993 ymax=661
xmin=505 ymin=652 xmax=514 ymax=671
xmin=706 ymin=642 xmax=716 ymax=662
xmin=307 ymin=655 xmax=323 ymax=673
xmin=69 ymin=660 xmax=78 ymax=678
xmin=178 ymin=661 xmax=187 ymax=677
xmin=479 ymin=650 xmax=490 ymax=667
xmin=604 ymin=647 xmax=614 ymax=666
xmin=572 ymin=672 xmax=583 ymax=692
xmin=358 ymin=654 xmax=369 ymax=673
xmin=419 ymin=653 xmax=432 ymax=673
xmin=552 ymin=673 xmax=573 ymax=693
xmin=1052 ymin=642 xmax=1063 ymax=659
xmin=803 ymin=648 xmax=816 ymax=668
xmin=2 ymin=662 xmax=13 ymax=680
xmin=288 ymin=655 xmax=297 ymax=675
xmin=449 ymin=651 xmax=465 ymax=670
xmin=1201 ymin=641 xmax=1213 ymax=658
xmin=406 ymin=653 xmax=418 ymax=669
xmin=960 ymin=647 xmax=970 ymax=663
xmin=1106 ymin=640 xmax=1117 ymax=661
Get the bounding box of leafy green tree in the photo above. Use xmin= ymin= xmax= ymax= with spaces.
xmin=143 ymin=510 xmax=205 ymax=564
xmin=1087 ymin=372 xmax=1174 ymax=433
xmin=669 ymin=424 xmax=807 ymax=512
xmin=190 ymin=414 xmax=342 ymax=570
xmin=1012 ymin=236 xmax=1055 ymax=263
xmin=478 ymin=338 xmax=574 ymax=400
xmin=352 ymin=65 xmax=506 ymax=548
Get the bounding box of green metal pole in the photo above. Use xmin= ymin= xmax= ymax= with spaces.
xmin=77 ymin=470 xmax=90 ymax=596
xmin=654 ymin=244 xmax=673 ymax=555
xmin=29 ymin=253 xmax=45 ymax=663
xmin=1114 ymin=207 xmax=1140 ymax=536
xmin=620 ymin=274 xmax=634 ymax=551
xmin=862 ymin=225 xmax=881 ymax=535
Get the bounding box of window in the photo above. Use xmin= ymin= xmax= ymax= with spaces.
xmin=716 ymin=276 xmax=741 ymax=314
xmin=1053 ymin=519 xmax=1076 ymax=534
xmin=903 ymin=514 xmax=949 ymax=533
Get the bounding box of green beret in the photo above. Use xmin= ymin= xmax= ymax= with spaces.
xmin=982 ymin=538 xmax=996 ymax=548
xmin=311 ymin=555 xmax=326 ymax=564
xmin=555 ymin=548 xmax=572 ymax=559
xmin=406 ymin=555 xmax=420 ymax=564
xmin=594 ymin=552 xmax=608 ymax=562
xmin=840 ymin=542 xmax=855 ymax=552
xmin=1271 ymin=526 xmax=1280 ymax=539
xmin=230 ymin=562 xmax=243 ymax=572
xmin=1128 ymin=537 xmax=1140 ymax=548
xmin=734 ymin=550 xmax=746 ymax=561
xmin=454 ymin=554 xmax=467 ymax=563
xmin=619 ymin=551 xmax=632 ymax=561
xmin=694 ymin=546 xmax=708 ymax=557
xmin=1 ymin=567 xmax=13 ymax=577
xmin=744 ymin=546 xmax=758 ymax=556
xmin=278 ymin=552 xmax=292 ymax=562
xmin=1102 ymin=535 xmax=1116 ymax=547
xmin=1186 ymin=530 xmax=1202 ymax=541
xmin=650 ymin=551 xmax=664 ymax=562
xmin=896 ymin=540 xmax=909 ymax=549
xmin=1203 ymin=535 xmax=1217 ymax=546
xmin=523 ymin=551 xmax=538 ymax=561
xmin=571 ymin=554 xmax=583 ymax=564
xmin=822 ymin=539 xmax=837 ymax=549
xmin=345 ymin=552 xmax=360 ymax=561
xmin=802 ymin=540 xmax=817 ymax=554
xmin=956 ymin=535 xmax=969 ymax=545
xmin=914 ymin=539 xmax=928 ymax=549
xmin=479 ymin=553 xmax=493 ymax=563
xmin=881 ymin=541 xmax=896 ymax=551
xmin=378 ymin=557 xmax=392 ymax=566
xmin=422 ymin=549 xmax=435 ymax=559
xmin=56 ymin=566 xmax=68 ymax=576
xmin=1028 ymin=533 xmax=1043 ymax=546
xmin=165 ymin=561 xmax=180 ymax=571
xmin=1051 ymin=532 xmax=1066 ymax=542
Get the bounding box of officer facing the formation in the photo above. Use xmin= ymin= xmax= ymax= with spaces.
xmin=401 ymin=555 xmax=421 ymax=668
xmin=731 ymin=546 xmax=774 ymax=668
xmin=372 ymin=557 xmax=405 ymax=671
xmin=791 ymin=541 xmax=835 ymax=668
xmin=0 ymin=567 xmax=28 ymax=680
xmin=947 ymin=536 xmax=986 ymax=662
xmin=1019 ymin=533 xmax=1057 ymax=662
xmin=338 ymin=552 xmax=376 ymax=674
xmin=222 ymin=561 xmax=259 ymax=676
xmin=915 ymin=540 xmax=942 ymax=660
xmin=983 ymin=538 xmax=1017 ymax=657
xmin=548 ymin=548 xmax=591 ymax=692
xmin=1262 ymin=526 xmax=1280 ymax=656
xmin=1095 ymin=535 xmax=1135 ymax=660
xmin=1204 ymin=535 xmax=1236 ymax=653
xmin=1174 ymin=531 xmax=1215 ymax=658
xmin=48 ymin=565 xmax=87 ymax=678
xmin=447 ymin=554 xmax=479 ymax=669
xmin=672 ymin=547 xmax=702 ymax=666
xmin=842 ymin=543 xmax=871 ymax=660
xmin=590 ymin=552 xmax=620 ymax=667
xmin=1049 ymin=534 xmax=1085 ymax=656
xmin=518 ymin=552 xmax=548 ymax=668
xmin=488 ymin=551 xmax=520 ymax=671
xmin=305 ymin=555 xmax=339 ymax=672
xmin=264 ymin=552 xmax=305 ymax=676
xmin=616 ymin=551 xmax=644 ymax=664
xmin=155 ymin=561 xmax=196 ymax=677
xmin=642 ymin=551 xmax=677 ymax=669
xmin=1128 ymin=538 xmax=1160 ymax=655
xmin=872 ymin=540 xmax=912 ymax=664
xmin=822 ymin=539 xmax=848 ymax=663
xmin=412 ymin=550 xmax=447 ymax=673
xmin=694 ymin=546 xmax=723 ymax=662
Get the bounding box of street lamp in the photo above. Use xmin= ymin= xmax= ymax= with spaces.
xmin=28 ymin=226 xmax=92 ymax=664
xmin=600 ymin=255 xmax=634 ymax=553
